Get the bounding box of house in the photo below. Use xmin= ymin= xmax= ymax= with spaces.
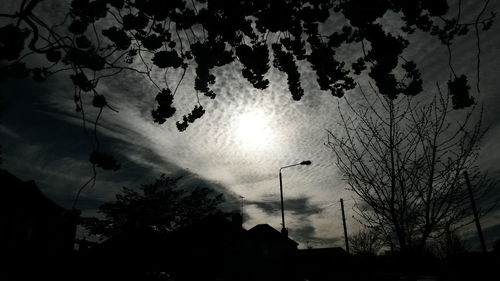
xmin=247 ymin=223 xmax=299 ymax=258
xmin=166 ymin=214 xmax=301 ymax=281
xmin=89 ymin=212 xmax=302 ymax=281
xmin=0 ymin=170 xmax=80 ymax=280
xmin=0 ymin=169 xmax=79 ymax=257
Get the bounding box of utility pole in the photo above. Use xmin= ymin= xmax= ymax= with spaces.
xmin=279 ymin=170 xmax=287 ymax=236
xmin=340 ymin=198 xmax=350 ymax=255
xmin=464 ymin=171 xmax=487 ymax=253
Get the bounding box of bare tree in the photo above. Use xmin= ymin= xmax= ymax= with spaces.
xmin=349 ymin=228 xmax=384 ymax=256
xmin=427 ymin=227 xmax=467 ymax=259
xmin=326 ymin=83 xmax=494 ymax=253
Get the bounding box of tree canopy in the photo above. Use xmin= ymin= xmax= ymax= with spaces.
xmin=82 ymin=174 xmax=224 ymax=239
xmin=0 ymin=0 xmax=494 ymax=200
xmin=1 ymin=0 xmax=493 ymax=129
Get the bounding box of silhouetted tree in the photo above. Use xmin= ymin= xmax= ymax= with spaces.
xmin=82 ymin=174 xmax=224 ymax=239
xmin=326 ymin=84 xmax=495 ymax=254
xmin=427 ymin=228 xmax=467 ymax=259
xmin=349 ymin=228 xmax=384 ymax=256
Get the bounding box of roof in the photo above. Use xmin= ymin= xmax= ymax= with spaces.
xmin=247 ymin=224 xmax=299 ymax=247
xmin=0 ymin=169 xmax=63 ymax=215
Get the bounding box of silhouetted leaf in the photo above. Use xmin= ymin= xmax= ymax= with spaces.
xmin=400 ymin=60 xmax=423 ymax=96
xmin=102 ymin=27 xmax=131 ymax=50
xmin=422 ymin=0 xmax=448 ymax=16
xmin=352 ymin=57 xmax=366 ymax=75
xmin=64 ymin=48 xmax=105 ymax=70
xmin=70 ymin=72 xmax=94 ymax=91
xmin=152 ymin=50 xmax=183 ymax=68
xmin=137 ymin=33 xmax=164 ymax=51
xmin=89 ymin=151 xmax=121 ymax=171
xmin=75 ymin=35 xmax=92 ymax=49
xmin=448 ymin=75 xmax=474 ymax=109
xmin=68 ymin=19 xmax=88 ymax=34
xmin=122 ymin=13 xmax=149 ymax=31
xmin=176 ymin=105 xmax=205 ymax=131
xmin=0 ymin=24 xmax=30 ymax=61
xmin=272 ymin=43 xmax=303 ymax=100
xmin=236 ymin=43 xmax=270 ymax=90
xmin=176 ymin=116 xmax=189 ymax=132
xmin=108 ymin=0 xmax=124 ymax=9
xmin=152 ymin=88 xmax=176 ymax=124
xmin=71 ymin=0 xmax=108 ymax=21
xmin=46 ymin=49 xmax=62 ymax=62
xmin=92 ymin=94 xmax=107 ymax=108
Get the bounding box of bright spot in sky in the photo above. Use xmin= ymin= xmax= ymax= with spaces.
xmin=234 ymin=109 xmax=275 ymax=151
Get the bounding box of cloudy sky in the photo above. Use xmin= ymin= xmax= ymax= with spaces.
xmin=1 ymin=0 xmax=500 ymax=249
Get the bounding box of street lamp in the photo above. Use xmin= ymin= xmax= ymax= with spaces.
xmin=279 ymin=160 xmax=312 ymax=236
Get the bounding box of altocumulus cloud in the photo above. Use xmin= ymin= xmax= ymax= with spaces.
xmin=2 ymin=0 xmax=500 ymax=249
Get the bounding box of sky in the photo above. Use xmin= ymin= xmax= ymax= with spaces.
xmin=1 ymin=0 xmax=500 ymax=249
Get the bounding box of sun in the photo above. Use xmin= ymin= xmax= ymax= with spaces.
xmin=234 ymin=109 xmax=275 ymax=150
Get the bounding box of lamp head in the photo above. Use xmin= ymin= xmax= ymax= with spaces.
xmin=300 ymin=160 xmax=312 ymax=165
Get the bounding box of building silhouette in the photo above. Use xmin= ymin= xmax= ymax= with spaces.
xmin=0 ymin=170 xmax=78 ymax=255
xmin=0 ymin=169 xmax=80 ymax=280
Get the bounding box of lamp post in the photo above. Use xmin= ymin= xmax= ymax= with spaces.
xmin=279 ymin=160 xmax=312 ymax=236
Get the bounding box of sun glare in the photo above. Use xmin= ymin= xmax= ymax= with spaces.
xmin=235 ymin=110 xmax=275 ymax=150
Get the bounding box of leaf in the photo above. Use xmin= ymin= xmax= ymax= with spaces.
xmin=46 ymin=49 xmax=62 ymax=62
xmin=0 ymin=24 xmax=30 ymax=61
xmin=92 ymin=94 xmax=107 ymax=108
xmin=352 ymin=57 xmax=366 ymax=75
xmin=68 ymin=19 xmax=88 ymax=34
xmin=108 ymin=0 xmax=124 ymax=9
xmin=151 ymin=88 xmax=176 ymax=124
xmin=122 ymin=13 xmax=149 ymax=31
xmin=137 ymin=33 xmax=164 ymax=51
xmin=70 ymin=72 xmax=94 ymax=91
xmin=71 ymin=0 xmax=108 ymax=21
xmin=448 ymin=75 xmax=474 ymax=109
xmin=89 ymin=151 xmax=121 ymax=171
xmin=75 ymin=35 xmax=92 ymax=49
xmin=421 ymin=0 xmax=448 ymax=17
xmin=176 ymin=116 xmax=189 ymax=132
xmin=272 ymin=43 xmax=303 ymax=100
xmin=152 ymin=50 xmax=183 ymax=68
xmin=236 ymin=43 xmax=270 ymax=90
xmin=175 ymin=105 xmax=205 ymax=132
xmin=102 ymin=27 xmax=131 ymax=50
xmin=64 ymin=48 xmax=105 ymax=70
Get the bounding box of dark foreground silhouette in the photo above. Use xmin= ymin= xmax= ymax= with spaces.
xmin=1 ymin=169 xmax=499 ymax=281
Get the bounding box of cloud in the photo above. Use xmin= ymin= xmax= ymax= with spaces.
xmin=2 ymin=0 xmax=500 ymax=249
xmin=244 ymin=196 xmax=342 ymax=247
xmin=246 ymin=196 xmax=322 ymax=217
xmin=0 ymin=77 xmax=239 ymax=215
